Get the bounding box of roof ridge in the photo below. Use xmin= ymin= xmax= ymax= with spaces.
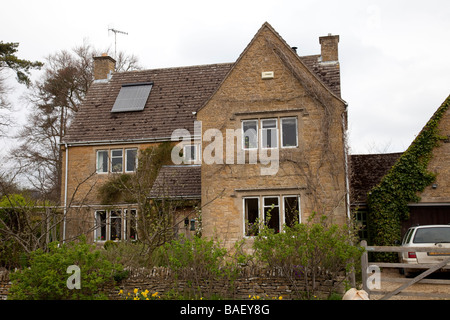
xmin=112 ymin=62 xmax=235 ymax=77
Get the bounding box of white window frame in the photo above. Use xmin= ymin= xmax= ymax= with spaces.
xmin=94 ymin=210 xmax=107 ymax=241
xmin=183 ymin=144 xmax=197 ymax=163
xmin=281 ymin=117 xmax=298 ymax=148
xmin=243 ymin=197 xmax=260 ymax=237
xmin=261 ymin=118 xmax=278 ymax=149
xmin=110 ymin=149 xmax=123 ymax=173
xmin=96 ymin=150 xmax=109 ymax=174
xmin=109 ymin=210 xmax=122 ymax=241
xmin=263 ymin=196 xmax=280 ymax=232
xmin=124 ymin=209 xmax=138 ymax=241
xmin=282 ymin=195 xmax=301 ymax=227
xmin=242 ymin=119 xmax=258 ymax=150
xmin=125 ymin=148 xmax=138 ymax=173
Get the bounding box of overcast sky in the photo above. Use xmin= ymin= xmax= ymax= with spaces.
xmin=1 ymin=0 xmax=450 ymax=155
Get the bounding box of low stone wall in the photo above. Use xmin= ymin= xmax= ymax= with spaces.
xmin=0 ymin=267 xmax=346 ymax=300
xmin=0 ymin=269 xmax=11 ymax=300
xmin=107 ymin=267 xmax=345 ymax=300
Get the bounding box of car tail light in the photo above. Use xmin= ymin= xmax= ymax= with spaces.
xmin=408 ymin=252 xmax=417 ymax=259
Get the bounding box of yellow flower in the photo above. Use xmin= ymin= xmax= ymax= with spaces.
xmin=152 ymin=292 xmax=159 ymax=297
xmin=279 ymin=296 xmax=283 ymax=300
xmin=118 ymin=289 xmax=123 ymax=295
xmin=134 ymin=288 xmax=139 ymax=294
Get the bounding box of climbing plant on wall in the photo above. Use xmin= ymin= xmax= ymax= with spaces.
xmin=367 ymin=95 xmax=450 ymax=250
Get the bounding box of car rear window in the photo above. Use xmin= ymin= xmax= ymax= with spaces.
xmin=413 ymin=227 xmax=450 ymax=244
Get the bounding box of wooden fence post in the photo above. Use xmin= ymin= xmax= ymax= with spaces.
xmin=360 ymin=240 xmax=369 ymax=296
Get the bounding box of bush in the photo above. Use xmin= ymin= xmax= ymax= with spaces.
xmin=8 ymin=238 xmax=123 ymax=300
xmin=160 ymin=235 xmax=229 ymax=298
xmin=253 ymin=217 xmax=363 ymax=299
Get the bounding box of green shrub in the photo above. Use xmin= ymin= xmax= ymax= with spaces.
xmin=253 ymin=217 xmax=363 ymax=299
xmin=8 ymin=238 xmax=123 ymax=300
xmin=160 ymin=235 xmax=228 ymax=298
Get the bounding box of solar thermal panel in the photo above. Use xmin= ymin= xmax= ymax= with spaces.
xmin=111 ymin=82 xmax=153 ymax=113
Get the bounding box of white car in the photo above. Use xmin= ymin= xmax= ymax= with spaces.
xmin=400 ymin=225 xmax=450 ymax=276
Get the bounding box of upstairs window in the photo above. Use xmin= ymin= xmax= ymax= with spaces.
xmin=281 ymin=117 xmax=298 ymax=148
xmin=111 ymin=149 xmax=123 ymax=172
xmin=96 ymin=150 xmax=109 ymax=173
xmin=111 ymin=82 xmax=153 ymax=113
xmin=261 ymin=119 xmax=278 ymax=149
xmin=96 ymin=148 xmax=138 ymax=174
xmin=183 ymin=145 xmax=197 ymax=162
xmin=241 ymin=117 xmax=298 ymax=150
xmin=125 ymin=148 xmax=138 ymax=172
xmin=242 ymin=120 xmax=258 ymax=149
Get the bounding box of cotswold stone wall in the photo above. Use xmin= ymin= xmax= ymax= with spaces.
xmin=106 ymin=267 xmax=345 ymax=300
xmin=0 ymin=267 xmax=345 ymax=300
xmin=0 ymin=270 xmax=11 ymax=300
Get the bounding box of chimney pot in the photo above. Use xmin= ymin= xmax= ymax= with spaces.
xmin=93 ymin=55 xmax=116 ymax=80
xmin=319 ymin=34 xmax=339 ymax=62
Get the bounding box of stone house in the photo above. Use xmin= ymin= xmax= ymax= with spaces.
xmin=61 ymin=22 xmax=349 ymax=245
xmin=197 ymin=23 xmax=348 ymax=247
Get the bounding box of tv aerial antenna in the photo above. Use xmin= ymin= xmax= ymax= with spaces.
xmin=108 ymin=28 xmax=128 ymax=59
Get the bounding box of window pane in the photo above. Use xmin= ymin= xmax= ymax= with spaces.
xmin=97 ymin=151 xmax=108 ymax=173
xmin=95 ymin=211 xmax=106 ymax=241
xmin=262 ymin=119 xmax=277 ymax=148
xmin=126 ymin=149 xmax=137 ymax=172
xmin=282 ymin=118 xmax=298 ymax=147
xmin=243 ymin=120 xmax=258 ymax=149
xmin=111 ymin=149 xmax=123 ymax=172
xmin=264 ymin=197 xmax=280 ymax=233
xmin=284 ymin=196 xmax=300 ymax=227
xmin=184 ymin=145 xmax=197 ymax=161
xmin=129 ymin=209 xmax=138 ymax=241
xmin=110 ymin=210 xmax=122 ymax=240
xmin=244 ymin=198 xmax=259 ymax=236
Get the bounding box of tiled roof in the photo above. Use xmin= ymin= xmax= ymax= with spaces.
xmin=300 ymin=55 xmax=341 ymax=97
xmin=63 ymin=63 xmax=234 ymax=143
xmin=350 ymin=153 xmax=402 ymax=205
xmin=64 ymin=43 xmax=341 ymax=144
xmin=149 ymin=165 xmax=201 ymax=199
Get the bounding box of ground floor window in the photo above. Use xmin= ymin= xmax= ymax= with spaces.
xmin=354 ymin=208 xmax=368 ymax=241
xmin=243 ymin=195 xmax=301 ymax=236
xmin=94 ymin=209 xmax=138 ymax=242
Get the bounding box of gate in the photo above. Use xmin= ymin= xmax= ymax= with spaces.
xmin=360 ymin=240 xmax=450 ymax=300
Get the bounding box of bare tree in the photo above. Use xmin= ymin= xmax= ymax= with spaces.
xmin=12 ymin=42 xmax=141 ymax=203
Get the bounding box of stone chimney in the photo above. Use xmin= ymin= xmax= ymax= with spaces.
xmin=319 ymin=34 xmax=339 ymax=62
xmin=93 ymin=54 xmax=116 ymax=80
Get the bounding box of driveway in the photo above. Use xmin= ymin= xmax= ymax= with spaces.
xmin=369 ymin=268 xmax=450 ymax=300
